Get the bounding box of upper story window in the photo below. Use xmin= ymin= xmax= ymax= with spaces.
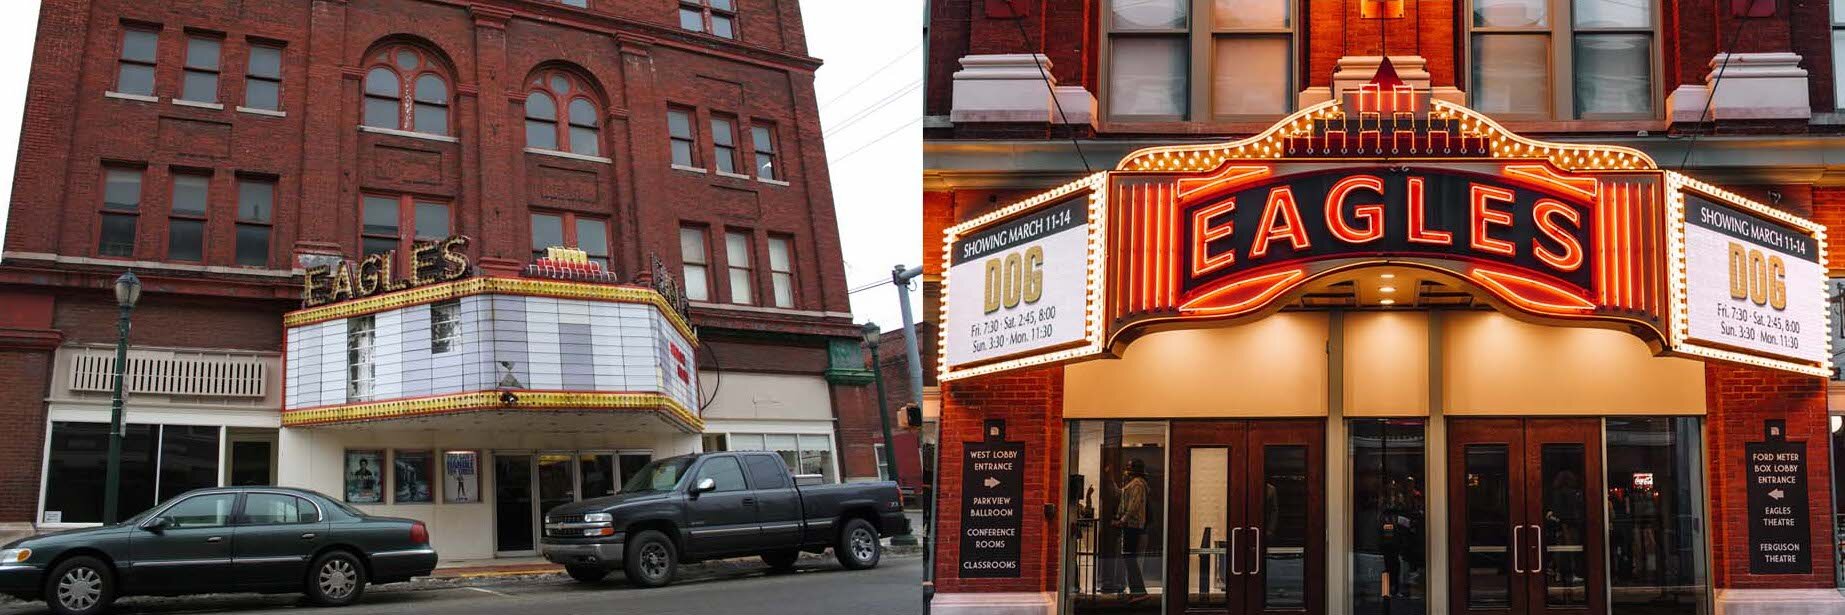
xmin=99 ymin=167 xmax=143 ymax=257
xmin=181 ymin=35 xmax=222 ymax=103
xmin=680 ymin=225 xmax=712 ymax=301
xmin=1469 ymin=0 xmax=1656 ymax=119
xmin=711 ymin=115 xmax=740 ymax=174
xmin=767 ymin=235 xmax=795 ymax=308
xmin=530 ymin=212 xmax=611 ymax=268
xmin=724 ymin=230 xmax=755 ymax=305
xmin=668 ymin=107 xmax=699 ymax=167
xmin=750 ymin=123 xmax=779 ymax=180
xmin=116 ymin=26 xmax=159 ymax=96
xmin=1105 ymin=0 xmax=1293 ymax=121
xmin=167 ymin=172 xmax=210 ymax=262
xmin=362 ymin=45 xmax=451 ymax=136
xmin=1833 ymin=4 xmax=1845 ymax=109
xmin=244 ymin=43 xmax=283 ymax=111
xmin=679 ymin=0 xmax=737 ymax=39
xmin=235 ymin=177 xmax=274 ymax=267
xmin=361 ymin=194 xmax=449 ymax=258
xmin=524 ymin=69 xmax=602 ymax=156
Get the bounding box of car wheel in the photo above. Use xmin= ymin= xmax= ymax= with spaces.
xmin=566 ymin=565 xmax=609 ymax=583
xmin=623 ymin=530 xmax=677 ymax=588
xmin=760 ymin=549 xmax=800 ymax=572
xmin=305 ymin=550 xmax=368 ymax=606
xmin=835 ymin=518 xmax=881 ymax=570
xmin=44 ymin=556 xmax=115 ymax=615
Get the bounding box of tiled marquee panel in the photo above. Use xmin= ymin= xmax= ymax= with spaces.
xmin=285 ymin=294 xmax=698 ymax=413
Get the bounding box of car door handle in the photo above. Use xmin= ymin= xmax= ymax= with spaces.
xmin=301 ymin=533 xmax=317 ymax=540
xmin=206 ymin=536 xmax=223 ymax=543
xmin=742 ymin=497 xmax=756 ymax=506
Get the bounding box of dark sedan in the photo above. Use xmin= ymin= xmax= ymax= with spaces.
xmin=0 ymin=486 xmax=436 ymax=615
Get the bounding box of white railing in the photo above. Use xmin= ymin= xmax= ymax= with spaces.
xmin=68 ymin=347 xmax=268 ymax=398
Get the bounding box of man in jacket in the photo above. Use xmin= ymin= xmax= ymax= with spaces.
xmin=1113 ymin=458 xmax=1149 ymax=595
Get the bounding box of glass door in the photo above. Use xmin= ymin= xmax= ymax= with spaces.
xmin=494 ymin=454 xmax=535 ymax=554
xmin=536 ymin=453 xmax=577 ymax=521
xmin=1448 ymin=419 xmax=1606 ymax=615
xmin=1166 ymin=420 xmax=1323 ymax=615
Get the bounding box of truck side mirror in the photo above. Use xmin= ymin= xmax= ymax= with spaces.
xmin=693 ymin=477 xmax=716 ymax=496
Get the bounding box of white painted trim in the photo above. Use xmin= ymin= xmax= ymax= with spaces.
xmin=0 ymin=251 xmax=301 ymax=277
xmin=687 ymin=301 xmax=852 ymax=319
xmin=670 ymin=164 xmax=708 ymax=174
xmin=523 ymin=147 xmax=612 ymax=164
xmin=756 ymin=177 xmax=791 ymax=187
xmin=929 ymin=592 xmax=1057 ymax=615
xmin=172 ymin=99 xmax=224 ymax=110
xmin=358 ymin=125 xmax=460 ymax=143
xmin=47 ymin=402 xmax=283 ymax=429
xmin=700 ymin=418 xmax=838 ymax=434
xmin=236 ymin=106 xmax=287 ymax=117
xmin=104 ymin=91 xmax=158 ymax=102
xmin=35 ymin=420 xmax=51 ymax=526
xmin=715 ymin=170 xmax=752 ymax=180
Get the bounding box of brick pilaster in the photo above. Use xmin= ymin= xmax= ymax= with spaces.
xmin=933 ymin=365 xmax=1065 ymax=594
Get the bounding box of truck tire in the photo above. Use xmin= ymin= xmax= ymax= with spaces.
xmin=623 ymin=530 xmax=678 ymax=588
xmin=566 ymin=565 xmax=609 ymax=582
xmin=834 ymin=518 xmax=881 ymax=570
xmin=44 ymin=555 xmax=116 ymax=615
xmin=761 ymin=549 xmax=800 ymax=572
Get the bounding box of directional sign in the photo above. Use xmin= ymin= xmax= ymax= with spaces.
xmin=959 ymin=435 xmax=1026 ymax=578
xmin=1746 ymin=420 xmax=1810 ymax=574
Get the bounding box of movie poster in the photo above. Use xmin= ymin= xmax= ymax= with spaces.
xmin=344 ymin=450 xmax=384 ymax=504
xmin=394 ymin=450 xmax=433 ymax=503
xmin=444 ymin=451 xmax=480 ymax=503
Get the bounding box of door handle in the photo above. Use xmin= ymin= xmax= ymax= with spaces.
xmin=1249 ymin=527 xmax=1262 ymax=575
xmin=1510 ymin=525 xmax=1523 ymax=574
xmin=742 ymin=497 xmax=756 ymax=507
xmin=301 ymin=533 xmax=317 ymax=540
xmin=206 ymin=536 xmax=223 ymax=543
xmin=1529 ymin=524 xmax=1544 ymax=575
xmin=1227 ymin=527 xmax=1243 ymax=576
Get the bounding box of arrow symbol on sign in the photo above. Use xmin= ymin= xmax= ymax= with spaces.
xmin=1768 ymin=488 xmax=1785 ymax=500
xmin=984 ymin=477 xmax=1001 ymax=489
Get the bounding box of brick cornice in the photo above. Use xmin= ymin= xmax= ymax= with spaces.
xmin=469 ymin=4 xmax=515 ymax=30
xmin=0 ymin=327 xmax=62 ymax=351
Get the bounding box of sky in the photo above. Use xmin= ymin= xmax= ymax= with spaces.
xmin=0 ymin=0 xmax=924 ymax=334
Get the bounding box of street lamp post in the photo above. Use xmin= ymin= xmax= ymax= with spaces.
xmin=101 ymin=271 xmax=141 ymax=523
xmin=863 ymin=322 xmax=916 ymax=545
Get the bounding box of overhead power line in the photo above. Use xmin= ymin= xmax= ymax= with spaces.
xmin=824 ymin=79 xmax=923 ymax=139
xmin=819 ymin=41 xmax=923 ymax=112
xmin=829 ymin=116 xmax=922 ymax=166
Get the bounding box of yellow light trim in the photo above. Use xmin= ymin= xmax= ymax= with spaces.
xmin=283 ymin=277 xmax=697 ymax=343
xmin=281 ymin=390 xmax=702 ymax=432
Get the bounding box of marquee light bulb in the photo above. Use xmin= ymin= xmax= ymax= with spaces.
xmin=1379 ymin=285 xmax=1397 ymax=293
xmin=1379 ymin=298 xmax=1397 ymax=306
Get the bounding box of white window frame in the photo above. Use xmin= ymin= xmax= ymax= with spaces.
xmin=768 ymin=235 xmax=795 ymax=309
xmin=346 ymin=315 xmax=376 ymax=402
xmin=430 ymin=299 xmax=461 ymax=354
xmin=1833 ymin=7 xmax=1845 ymax=110
xmin=724 ymin=230 xmax=755 ymax=305
xmin=718 ymin=431 xmax=839 ymax=483
xmin=1464 ymin=0 xmax=1661 ymax=120
xmin=1099 ymin=0 xmax=1299 ymax=123
xmin=874 ymin=443 xmax=891 ymax=481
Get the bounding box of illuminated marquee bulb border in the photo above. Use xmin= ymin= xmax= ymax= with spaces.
xmin=939 ymin=173 xmax=1113 ymax=382
xmin=1660 ymin=170 xmax=1832 ymax=377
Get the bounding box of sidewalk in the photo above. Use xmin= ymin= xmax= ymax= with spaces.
xmin=433 ymin=542 xmax=925 ymax=581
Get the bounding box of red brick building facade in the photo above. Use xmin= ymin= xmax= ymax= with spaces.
xmin=926 ymin=1 xmax=1845 ymax=614
xmin=0 ymin=0 xmax=883 ymax=558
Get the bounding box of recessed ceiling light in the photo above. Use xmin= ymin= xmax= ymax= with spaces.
xmin=1379 ymin=285 xmax=1397 ymax=293
xmin=1380 ymin=273 xmax=1396 ymax=279
xmin=1379 ymin=298 xmax=1397 ymax=306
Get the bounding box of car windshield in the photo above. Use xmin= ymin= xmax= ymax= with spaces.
xmin=619 ymin=456 xmax=694 ymax=493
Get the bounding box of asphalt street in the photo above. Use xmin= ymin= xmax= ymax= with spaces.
xmin=0 ymin=555 xmax=923 ymax=615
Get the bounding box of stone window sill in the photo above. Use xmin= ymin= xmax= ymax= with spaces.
xmin=104 ymin=91 xmax=158 ymax=103
xmin=172 ymin=99 xmax=224 ymax=110
xmin=715 ymin=170 xmax=752 ymax=180
xmin=757 ymin=177 xmax=790 ymax=187
xmin=671 ymin=164 xmax=708 ymax=174
xmin=237 ymin=106 xmax=287 ymax=117
xmin=525 ymin=147 xmax=612 ymax=164
xmin=359 ymin=125 xmax=459 ymax=143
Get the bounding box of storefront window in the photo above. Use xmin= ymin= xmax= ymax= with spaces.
xmin=42 ymin=422 xmax=223 ymax=524
xmin=724 ymin=433 xmax=834 ymax=482
xmin=1065 ymin=420 xmax=1167 ymax=614
xmin=1351 ymin=419 xmax=1428 ymax=615
xmin=1605 ymin=417 xmax=1709 ymax=615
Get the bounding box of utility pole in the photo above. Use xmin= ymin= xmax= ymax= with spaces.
xmin=891 ymin=264 xmax=938 ymax=608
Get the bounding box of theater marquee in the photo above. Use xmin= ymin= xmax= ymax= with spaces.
xmin=939 ymin=79 xmax=1830 ymax=380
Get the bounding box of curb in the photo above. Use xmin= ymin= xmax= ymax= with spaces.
xmin=431 ymin=545 xmax=924 ymax=582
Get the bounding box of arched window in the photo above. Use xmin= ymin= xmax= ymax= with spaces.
xmin=360 ymin=44 xmax=451 ymax=136
xmin=523 ymin=69 xmax=601 ymax=156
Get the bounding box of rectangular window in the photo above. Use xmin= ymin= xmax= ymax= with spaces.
xmin=1105 ymin=0 xmax=1293 ymax=120
xmin=680 ymin=0 xmax=737 ymax=38
xmin=158 ymin=425 xmax=222 ymax=502
xmin=42 ymin=422 xmax=156 ymax=524
xmin=668 ymin=107 xmax=697 ymax=167
xmin=99 ymin=167 xmax=143 ymax=257
xmin=430 ymin=299 xmax=461 ymax=354
xmin=874 ymin=443 xmax=891 ymax=481
xmin=347 ymin=315 xmax=376 ymax=402
xmin=362 ymin=194 xmax=448 ymax=259
xmin=1835 ymin=4 xmax=1845 ymax=109
xmin=167 ymin=172 xmax=209 ymax=262
xmin=1471 ymin=0 xmax=1655 ymax=119
xmin=181 ymin=36 xmax=222 ymax=103
xmin=680 ymin=226 xmax=711 ymax=301
xmin=1606 ymin=418 xmax=1708 ymax=614
xmin=360 ymin=195 xmax=399 ymax=257
xmin=235 ymin=178 xmax=273 ymax=266
xmin=562 ymin=0 xmax=588 ymax=6
xmin=751 ymin=124 xmax=778 ymax=180
xmin=768 ymin=235 xmax=795 ymax=308
xmin=529 ymin=212 xmax=611 ymax=268
xmin=1209 ymin=0 xmax=1291 ymax=117
xmin=117 ymin=27 xmax=158 ymax=96
xmin=244 ymin=43 xmax=282 ymax=111
xmin=1065 ymin=420 xmax=1169 ymax=610
xmin=414 ymin=201 xmax=449 ymax=239
xmin=725 ymin=230 xmax=754 ymax=305
xmin=711 ymin=115 xmax=739 ymax=174
xmin=726 ymin=433 xmax=835 ymax=483
xmin=1350 ymin=419 xmax=1427 ymax=615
